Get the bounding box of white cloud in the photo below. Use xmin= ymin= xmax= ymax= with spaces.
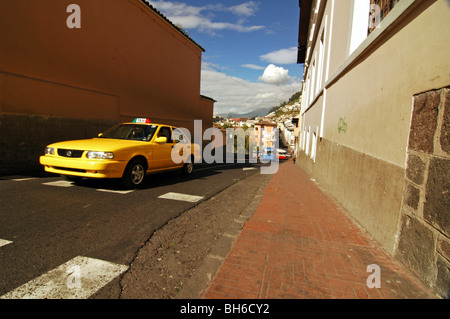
xmin=148 ymin=1 xmax=264 ymax=34
xmin=201 ymin=63 xmax=301 ymax=115
xmin=170 ymin=15 xmax=204 ymax=29
xmin=150 ymin=1 xmax=202 ymax=16
xmin=258 ymin=64 xmax=291 ymax=85
xmin=229 ymin=2 xmax=259 ymax=16
xmin=260 ymin=47 xmax=298 ymax=65
xmin=241 ymin=64 xmax=265 ymax=70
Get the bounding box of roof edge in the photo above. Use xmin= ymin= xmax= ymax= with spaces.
xmin=200 ymin=94 xmax=216 ymax=103
xmin=297 ymin=0 xmax=313 ymax=64
xmin=139 ymin=0 xmax=205 ymax=52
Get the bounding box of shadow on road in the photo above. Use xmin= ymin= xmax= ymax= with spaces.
xmin=55 ymin=161 xmax=264 ymax=191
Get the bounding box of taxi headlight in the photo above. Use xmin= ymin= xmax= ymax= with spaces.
xmin=45 ymin=147 xmax=56 ymax=155
xmin=87 ymin=151 xmax=114 ymax=159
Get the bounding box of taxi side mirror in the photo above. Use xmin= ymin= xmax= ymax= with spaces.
xmin=155 ymin=136 xmax=167 ymax=144
xmin=98 ymin=133 xmax=103 ymax=137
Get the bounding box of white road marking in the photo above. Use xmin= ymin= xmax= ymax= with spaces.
xmin=195 ymin=163 xmax=257 ymax=172
xmin=158 ymin=192 xmax=204 ymax=203
xmin=12 ymin=178 xmax=37 ymax=182
xmin=42 ymin=180 xmax=74 ymax=188
xmin=97 ymin=189 xmax=135 ymax=195
xmin=0 ymin=239 xmax=13 ymax=248
xmin=1 ymin=256 xmax=128 ymax=299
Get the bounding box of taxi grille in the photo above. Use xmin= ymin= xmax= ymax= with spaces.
xmin=57 ymin=149 xmax=84 ymax=158
xmin=53 ymin=167 xmax=86 ymax=173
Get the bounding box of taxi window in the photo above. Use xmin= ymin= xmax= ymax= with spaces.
xmin=173 ymin=129 xmax=186 ymax=143
xmin=157 ymin=126 xmax=173 ymax=143
xmin=172 ymin=127 xmax=191 ymax=144
xmin=100 ymin=124 xmax=157 ymax=141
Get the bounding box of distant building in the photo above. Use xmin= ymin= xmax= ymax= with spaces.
xmin=0 ymin=0 xmax=214 ymax=174
xmin=254 ymin=121 xmax=278 ymax=151
xmin=280 ymin=119 xmax=296 ymax=148
xmin=297 ymin=0 xmax=449 ymax=297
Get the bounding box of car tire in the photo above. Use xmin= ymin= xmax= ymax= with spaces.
xmin=181 ymin=155 xmax=194 ymax=175
xmin=121 ymin=159 xmax=146 ymax=189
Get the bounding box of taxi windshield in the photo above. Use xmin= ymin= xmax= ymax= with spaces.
xmin=100 ymin=124 xmax=157 ymax=141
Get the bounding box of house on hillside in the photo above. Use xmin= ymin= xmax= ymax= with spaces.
xmin=254 ymin=121 xmax=278 ymax=152
xmin=0 ymin=0 xmax=214 ymax=174
xmin=231 ymin=118 xmax=250 ymax=127
xmin=297 ymin=0 xmax=449 ymax=297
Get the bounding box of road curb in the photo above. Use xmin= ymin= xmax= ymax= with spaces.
xmin=175 ymin=174 xmax=271 ymax=299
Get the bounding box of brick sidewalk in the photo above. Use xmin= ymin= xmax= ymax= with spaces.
xmin=204 ymin=160 xmax=437 ymax=299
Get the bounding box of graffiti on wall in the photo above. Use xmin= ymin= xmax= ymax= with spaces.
xmin=338 ymin=117 xmax=347 ymax=134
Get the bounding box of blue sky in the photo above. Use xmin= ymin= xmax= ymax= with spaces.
xmin=148 ymin=0 xmax=303 ymax=115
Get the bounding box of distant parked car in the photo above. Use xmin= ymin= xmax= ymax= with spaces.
xmin=277 ymin=149 xmax=287 ymax=160
xmin=260 ymin=147 xmax=275 ymax=161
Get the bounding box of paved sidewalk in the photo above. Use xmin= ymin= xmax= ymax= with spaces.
xmin=204 ymin=160 xmax=437 ymax=299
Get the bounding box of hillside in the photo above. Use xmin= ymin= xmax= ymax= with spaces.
xmin=268 ymin=91 xmax=301 ymax=116
xmin=216 ymin=107 xmax=273 ymax=119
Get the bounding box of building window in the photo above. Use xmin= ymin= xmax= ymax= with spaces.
xmin=316 ymin=30 xmax=325 ymax=93
xmin=305 ymin=75 xmax=311 ymax=106
xmin=310 ymin=59 xmax=316 ymax=102
xmin=311 ymin=128 xmax=318 ymax=163
xmin=305 ymin=127 xmax=311 ymax=156
xmin=368 ymin=0 xmax=401 ymax=34
xmin=350 ymin=0 xmax=371 ymax=54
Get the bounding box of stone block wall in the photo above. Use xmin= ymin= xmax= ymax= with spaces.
xmin=0 ymin=113 xmax=118 ymax=176
xmin=396 ymin=86 xmax=449 ymax=298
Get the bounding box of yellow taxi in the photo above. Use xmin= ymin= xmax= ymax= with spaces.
xmin=40 ymin=118 xmax=201 ymax=188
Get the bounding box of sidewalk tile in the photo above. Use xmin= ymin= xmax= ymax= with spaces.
xmin=204 ymin=160 xmax=437 ymax=299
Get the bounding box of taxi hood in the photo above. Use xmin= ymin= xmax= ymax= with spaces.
xmin=48 ymin=138 xmax=146 ymax=151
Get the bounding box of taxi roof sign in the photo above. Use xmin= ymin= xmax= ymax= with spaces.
xmin=133 ymin=118 xmax=151 ymax=123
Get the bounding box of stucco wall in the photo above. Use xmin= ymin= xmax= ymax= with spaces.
xmin=298 ymin=0 xmax=450 ymax=255
xmin=323 ymin=0 xmax=450 ymax=168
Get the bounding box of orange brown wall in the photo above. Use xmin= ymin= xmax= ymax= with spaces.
xmin=0 ymin=0 xmax=213 ymax=173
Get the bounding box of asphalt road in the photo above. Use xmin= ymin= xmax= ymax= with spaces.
xmin=0 ymin=162 xmax=263 ymax=298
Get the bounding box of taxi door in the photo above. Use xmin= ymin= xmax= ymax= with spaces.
xmin=152 ymin=126 xmax=176 ymax=169
xmin=172 ymin=127 xmax=191 ymax=164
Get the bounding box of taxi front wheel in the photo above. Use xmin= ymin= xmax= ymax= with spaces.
xmin=182 ymin=156 xmax=194 ymax=175
xmin=121 ymin=159 xmax=146 ymax=189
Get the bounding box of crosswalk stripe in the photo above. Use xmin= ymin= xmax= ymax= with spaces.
xmin=42 ymin=180 xmax=74 ymax=188
xmin=0 ymin=239 xmax=13 ymax=248
xmin=41 ymin=181 xmax=135 ymax=194
xmin=158 ymin=192 xmax=204 ymax=203
xmin=97 ymin=189 xmax=135 ymax=194
xmin=12 ymin=178 xmax=37 ymax=182
xmin=1 ymin=256 xmax=128 ymax=299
